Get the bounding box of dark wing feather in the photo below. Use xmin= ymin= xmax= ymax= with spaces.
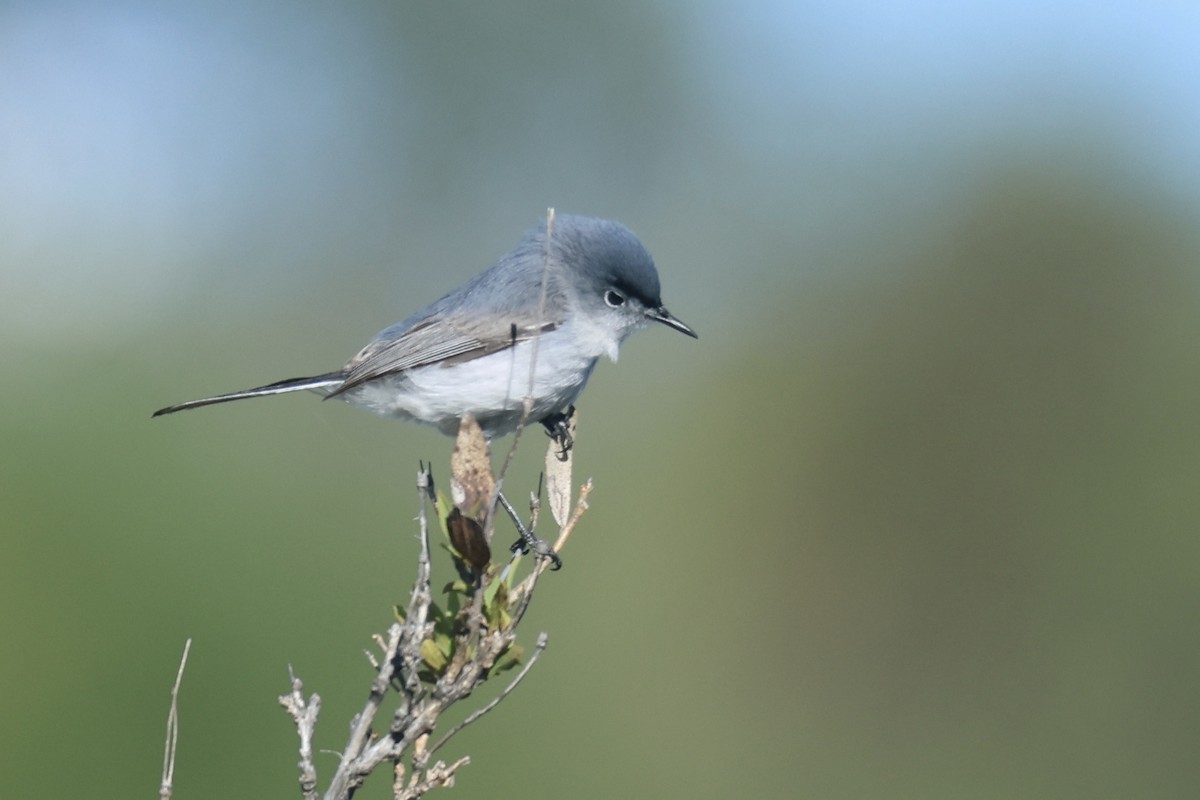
xmin=328 ymin=312 xmax=557 ymax=398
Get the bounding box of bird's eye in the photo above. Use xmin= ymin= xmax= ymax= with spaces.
xmin=604 ymin=289 xmax=626 ymax=307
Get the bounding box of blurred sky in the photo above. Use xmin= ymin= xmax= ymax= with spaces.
xmin=3 ymin=2 xmax=1200 ymax=799
xmin=3 ymin=0 xmax=1199 ymax=345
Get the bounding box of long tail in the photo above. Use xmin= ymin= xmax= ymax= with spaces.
xmin=152 ymin=372 xmax=345 ymax=417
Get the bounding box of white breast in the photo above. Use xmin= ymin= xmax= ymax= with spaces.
xmin=340 ymin=325 xmax=602 ymax=437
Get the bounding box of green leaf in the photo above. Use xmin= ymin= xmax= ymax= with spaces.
xmin=492 ymin=645 xmax=525 ymax=676
xmin=485 ymin=582 xmax=512 ymax=630
xmin=420 ymin=638 xmax=447 ymax=671
xmin=433 ymin=490 xmax=453 ymax=539
xmin=445 ymin=579 xmax=472 ymax=596
xmin=483 ymin=569 xmax=508 ymax=606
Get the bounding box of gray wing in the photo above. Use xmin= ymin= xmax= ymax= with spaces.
xmin=328 ymin=311 xmax=557 ymax=398
xmin=331 ymin=228 xmax=572 ymax=398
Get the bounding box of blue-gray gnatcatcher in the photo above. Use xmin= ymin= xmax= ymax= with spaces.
xmin=153 ymin=214 xmax=697 ymax=440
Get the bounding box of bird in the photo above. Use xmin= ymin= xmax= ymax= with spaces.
xmin=153 ymin=213 xmax=697 ymax=440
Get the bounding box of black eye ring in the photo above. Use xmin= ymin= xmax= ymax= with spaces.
xmin=604 ymin=289 xmax=626 ymax=307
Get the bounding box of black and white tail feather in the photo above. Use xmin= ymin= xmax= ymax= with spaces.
xmin=152 ymin=373 xmax=344 ymax=417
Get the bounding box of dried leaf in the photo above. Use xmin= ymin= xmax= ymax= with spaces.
xmin=544 ymin=412 xmax=576 ymax=527
xmin=447 ymin=506 xmax=490 ymax=573
xmin=451 ymin=414 xmax=495 ymax=524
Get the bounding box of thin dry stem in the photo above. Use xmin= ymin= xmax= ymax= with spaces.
xmin=494 ymin=206 xmax=557 ymax=497
xmin=278 ymin=666 xmax=321 ymax=800
xmin=426 ymin=632 xmax=549 ymax=759
xmin=159 ymin=638 xmax=192 ymax=800
xmin=510 ymin=479 xmax=593 ymax=615
xmin=396 ymin=757 xmax=471 ymax=800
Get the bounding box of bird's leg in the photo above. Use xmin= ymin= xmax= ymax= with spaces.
xmin=496 ymin=490 xmax=562 ymax=570
xmin=540 ymin=405 xmax=575 ymax=461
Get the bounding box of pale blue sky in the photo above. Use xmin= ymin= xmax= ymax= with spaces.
xmin=3 ymin=1 xmax=1197 ymax=342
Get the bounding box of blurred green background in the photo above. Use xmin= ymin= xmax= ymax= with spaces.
xmin=3 ymin=1 xmax=1199 ymax=797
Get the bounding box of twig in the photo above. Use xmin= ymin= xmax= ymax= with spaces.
xmin=415 ymin=466 xmax=434 ymax=589
xmin=327 ymin=624 xmax=404 ymax=799
xmin=396 ymin=756 xmax=471 ymax=800
xmin=494 ymin=207 xmax=557 ymax=495
xmin=159 ymin=638 xmax=192 ymax=800
xmin=278 ymin=666 xmax=321 ymax=800
xmin=426 ymin=632 xmax=549 ymax=759
xmin=510 ymin=480 xmax=593 ymax=619
xmin=549 ymin=478 xmax=592 ymax=555
xmin=322 ymin=466 xmax=439 ymax=799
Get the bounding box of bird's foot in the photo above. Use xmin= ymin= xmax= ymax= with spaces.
xmin=509 ymin=532 xmax=562 ymax=570
xmin=540 ymin=405 xmax=575 ymax=462
xmin=497 ymin=491 xmax=563 ymax=570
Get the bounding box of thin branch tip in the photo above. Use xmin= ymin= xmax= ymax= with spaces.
xmin=159 ymin=638 xmax=193 ymax=800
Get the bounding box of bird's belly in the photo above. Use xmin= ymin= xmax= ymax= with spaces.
xmin=341 ymin=339 xmax=598 ymax=438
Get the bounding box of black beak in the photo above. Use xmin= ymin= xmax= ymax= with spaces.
xmin=647 ymin=306 xmax=698 ymax=339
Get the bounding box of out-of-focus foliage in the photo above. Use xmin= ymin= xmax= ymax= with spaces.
xmin=3 ymin=2 xmax=1199 ymax=798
